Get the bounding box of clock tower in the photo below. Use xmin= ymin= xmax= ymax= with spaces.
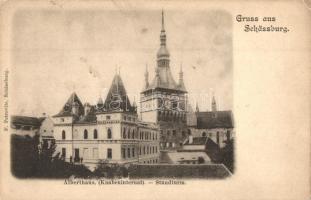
xmin=140 ymin=11 xmax=188 ymax=150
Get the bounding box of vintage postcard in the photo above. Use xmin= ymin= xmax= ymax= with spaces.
xmin=0 ymin=0 xmax=310 ymax=199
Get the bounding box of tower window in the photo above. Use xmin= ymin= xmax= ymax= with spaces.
xmin=84 ymin=129 xmax=88 ymax=139
xmin=167 ymin=130 xmax=171 ymax=137
xmin=172 ymin=130 xmax=176 ymax=136
xmin=107 ymin=128 xmax=112 ymax=139
xmin=123 ymin=128 xmax=126 ymax=139
xmin=128 ymin=129 xmax=131 ymax=139
xmin=127 ymin=148 xmax=131 ymax=158
xmin=62 ymin=130 xmax=66 ymax=140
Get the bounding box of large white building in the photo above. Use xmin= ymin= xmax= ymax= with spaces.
xmin=53 ymin=74 xmax=160 ymax=169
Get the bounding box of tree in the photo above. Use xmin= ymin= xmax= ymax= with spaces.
xmin=219 ymin=139 xmax=234 ymax=173
xmin=11 ymin=134 xmax=92 ymax=178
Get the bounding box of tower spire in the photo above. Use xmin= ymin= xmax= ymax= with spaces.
xmin=178 ymin=63 xmax=186 ymax=91
xmin=195 ymin=101 xmax=199 ymax=113
xmin=157 ymin=10 xmax=170 ymax=66
xmin=212 ymin=91 xmax=217 ymax=112
xmin=144 ymin=64 xmax=149 ymax=89
xmin=161 ymin=9 xmax=165 ymax=31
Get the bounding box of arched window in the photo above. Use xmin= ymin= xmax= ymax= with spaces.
xmin=93 ymin=129 xmax=98 ymax=139
xmin=123 ymin=128 xmax=126 ymax=139
xmin=132 ymin=129 xmax=135 ymax=139
xmin=127 ymin=129 xmax=131 ymax=139
xmin=202 ymin=132 xmax=207 ymax=137
xmin=62 ymin=130 xmax=66 ymax=139
xmin=107 ymin=128 xmax=112 ymax=139
xmin=84 ymin=129 xmax=88 ymax=139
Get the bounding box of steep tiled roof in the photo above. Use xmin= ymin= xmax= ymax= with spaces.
xmin=196 ymin=111 xmax=234 ymax=129
xmin=53 ymin=92 xmax=84 ymax=117
xmin=147 ymin=67 xmax=179 ymax=91
xmin=75 ymin=106 xmax=97 ymax=124
xmin=11 ymin=116 xmax=43 ymax=127
xmin=99 ymin=74 xmax=136 ymax=113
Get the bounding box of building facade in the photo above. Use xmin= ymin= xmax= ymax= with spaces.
xmin=53 ymin=74 xmax=160 ymax=169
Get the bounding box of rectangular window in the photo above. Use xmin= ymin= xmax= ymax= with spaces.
xmin=127 ymin=148 xmax=131 ymax=158
xmin=132 ymin=148 xmax=135 ymax=157
xmin=106 ymin=115 xmax=111 ymax=120
xmin=61 ymin=148 xmax=66 ymax=158
xmin=122 ymin=148 xmax=126 ymax=159
xmin=107 ymin=148 xmax=112 ymax=159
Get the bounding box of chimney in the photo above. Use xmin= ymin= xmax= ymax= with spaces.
xmin=189 ymin=135 xmax=193 ymax=144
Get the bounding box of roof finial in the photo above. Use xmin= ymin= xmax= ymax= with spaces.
xmin=144 ymin=64 xmax=149 ymax=89
xmin=195 ymin=101 xmax=199 ymax=113
xmin=212 ymin=90 xmax=217 ymax=112
xmin=161 ymin=9 xmax=165 ymax=31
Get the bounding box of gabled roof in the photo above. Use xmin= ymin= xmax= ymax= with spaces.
xmin=196 ymin=111 xmax=234 ymax=129
xmin=11 ymin=116 xmax=43 ymax=127
xmin=53 ymin=92 xmax=84 ymax=117
xmin=98 ymin=74 xmax=136 ymax=113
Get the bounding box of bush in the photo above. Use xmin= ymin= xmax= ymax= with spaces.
xmin=93 ymin=161 xmax=128 ymax=178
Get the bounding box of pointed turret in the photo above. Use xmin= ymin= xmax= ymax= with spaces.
xmin=102 ymin=74 xmax=135 ymax=113
xmin=132 ymin=97 xmax=137 ymax=112
xmin=195 ymin=102 xmax=200 ymax=113
xmin=212 ymin=94 xmax=217 ymax=112
xmin=54 ymin=92 xmax=84 ymax=117
xmin=178 ymin=64 xmax=186 ymax=91
xmin=144 ymin=64 xmax=149 ymax=89
xmin=97 ymin=96 xmax=104 ymax=108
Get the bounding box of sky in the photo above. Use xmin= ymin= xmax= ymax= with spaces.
xmin=11 ymin=9 xmax=232 ymax=117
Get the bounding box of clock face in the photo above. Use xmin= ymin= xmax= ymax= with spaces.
xmin=164 ymin=98 xmax=171 ymax=109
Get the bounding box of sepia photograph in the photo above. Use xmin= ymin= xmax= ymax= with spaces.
xmin=10 ymin=8 xmax=234 ymax=179
xmin=1 ymin=1 xmax=310 ymax=200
